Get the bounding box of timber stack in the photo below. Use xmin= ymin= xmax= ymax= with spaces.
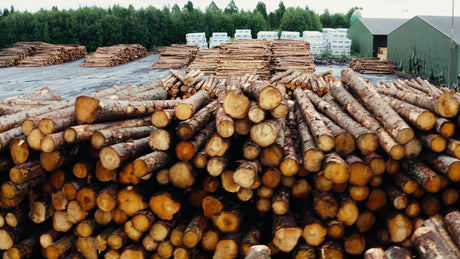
xmin=270 ymin=39 xmax=315 ymax=74
xmin=152 ymin=44 xmax=199 ymax=69
xmin=349 ymin=57 xmax=396 ymax=74
xmin=0 ymin=42 xmax=42 ymax=68
xmin=16 ymin=43 xmax=87 ymax=67
xmin=187 ymin=48 xmax=220 ymax=75
xmin=216 ymin=39 xmax=272 ymax=79
xmin=269 ymin=69 xmax=335 ymax=97
xmin=0 ymin=66 xmax=459 ymax=258
xmin=81 ymin=44 xmax=147 ymax=67
xmin=0 ymin=87 xmax=62 ymax=116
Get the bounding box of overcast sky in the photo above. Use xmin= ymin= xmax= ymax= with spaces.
xmin=1 ymin=0 xmax=458 ymax=18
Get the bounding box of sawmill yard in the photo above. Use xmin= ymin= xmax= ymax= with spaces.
xmin=0 ymin=37 xmax=460 ymax=259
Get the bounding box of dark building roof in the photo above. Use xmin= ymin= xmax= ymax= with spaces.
xmin=418 ymin=16 xmax=460 ymax=44
xmin=359 ymin=18 xmax=409 ymax=35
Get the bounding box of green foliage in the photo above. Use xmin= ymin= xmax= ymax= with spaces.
xmin=321 ymin=50 xmax=331 ymax=58
xmin=0 ymin=3 xmax=360 ymax=52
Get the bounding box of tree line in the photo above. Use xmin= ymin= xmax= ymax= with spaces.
xmin=0 ymin=1 xmax=360 ymax=52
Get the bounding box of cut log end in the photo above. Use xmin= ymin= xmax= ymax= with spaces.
xmin=324 ymin=163 xmax=350 ymax=184
xmin=175 ymin=103 xmax=194 ymax=121
xmin=396 ymin=128 xmax=414 ymax=145
xmin=424 ymin=175 xmax=442 ymax=193
xmin=317 ymin=135 xmax=335 ymax=152
xmin=303 ymin=149 xmax=325 ymax=173
xmin=176 ymin=141 xmax=195 ymax=161
xmin=99 ymin=147 xmax=121 ymax=170
xmin=390 ymin=144 xmax=406 ymax=161
xmin=273 ymin=227 xmax=302 ymax=253
xmin=0 ymin=229 xmax=13 ymax=250
xmin=259 ymin=86 xmax=282 ymax=110
xmin=448 ymin=161 xmax=460 ymax=181
xmin=356 ymin=133 xmax=378 ymax=155
xmin=91 ymin=132 xmax=105 ymax=149
xmin=149 ymin=129 xmax=170 ymax=151
xmin=151 ymin=110 xmax=170 ymax=128
xmin=76 ymin=96 xmax=100 ymax=123
xmin=223 ymin=91 xmax=250 ymax=119
xmin=335 ymin=133 xmax=355 ymax=156
xmin=169 ymin=162 xmax=195 ymax=189
xmin=280 ymin=158 xmax=299 ymax=177
xmin=233 ymin=168 xmax=256 ymax=188
xmin=64 ymin=128 xmax=77 ymax=143
xmin=39 ymin=119 xmax=55 ymax=135
xmin=431 ymin=136 xmax=447 ymax=153
xmin=436 ymin=92 xmax=459 ymax=118
xmin=416 ymin=111 xmax=436 ymax=131
xmin=217 ymin=120 xmax=235 ymax=138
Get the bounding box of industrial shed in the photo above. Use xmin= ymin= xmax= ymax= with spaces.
xmin=348 ymin=18 xmax=408 ymax=57
xmin=388 ymin=16 xmax=460 ymax=87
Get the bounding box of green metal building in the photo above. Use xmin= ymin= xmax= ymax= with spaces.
xmin=388 ymin=16 xmax=460 ymax=87
xmin=348 ymin=18 xmax=408 ymax=57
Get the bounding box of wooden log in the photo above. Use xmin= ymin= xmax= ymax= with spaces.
xmin=319 ymin=241 xmax=344 ymax=259
xmin=96 ymin=183 xmax=119 ymax=212
xmin=9 ymin=160 xmax=44 ymax=184
xmin=387 ymin=213 xmax=413 ymax=243
xmin=412 ymin=227 xmax=459 ymax=258
xmin=223 ymin=76 xmax=250 ymax=119
xmin=213 ymin=233 xmax=240 ymax=259
xmin=91 ymin=126 xmax=155 ymax=149
xmin=99 ymin=137 xmax=150 ymax=170
xmin=175 ymin=90 xmax=209 ymax=120
xmin=401 ymin=158 xmax=441 ymax=193
xmin=323 ymin=152 xmax=350 ymax=184
xmin=29 ymin=199 xmax=54 ymax=224
xmin=9 ymin=136 xmax=29 ymax=165
xmin=422 ymin=152 xmax=460 ymax=182
xmin=0 ymin=127 xmax=24 ymax=152
xmin=40 ymin=230 xmax=62 ymax=249
xmin=38 ymin=107 xmax=76 ymax=135
xmin=75 ymin=97 xmax=177 ymax=124
xmin=366 ymin=188 xmax=387 ymax=212
xmin=117 ymin=186 xmax=147 ymax=216
xmin=314 ymin=191 xmax=339 ymax=220
xmin=44 ymin=234 xmax=76 ymax=259
xmin=64 ymin=117 xmax=151 ymax=144
xmin=294 ymin=106 xmax=324 ymax=172
xmin=233 ymin=160 xmax=261 ymax=188
xmin=132 ymin=151 xmax=169 ymax=178
xmin=107 ymin=227 xmax=127 ymax=250
xmin=434 ymin=117 xmax=455 ymax=138
xmin=346 ymin=155 xmax=372 ymax=186
xmin=75 ymin=237 xmax=98 ymax=259
xmin=65 ymin=201 xmax=86 ymax=226
xmin=272 ymin=211 xmax=302 ymax=253
xmin=176 ymin=120 xmax=216 ymax=161
xmin=212 ymin=209 xmax=242 ymax=233
xmin=151 ymin=109 xmax=175 ymax=128
xmin=318 ymin=113 xmax=355 ymax=156
xmin=385 ymin=246 xmax=412 ymax=259
xmin=243 ymin=81 xmax=282 ymax=110
xmin=381 ymin=95 xmax=435 ymax=131
xmin=418 ymin=133 xmax=446 ymax=153
xmin=182 ymin=214 xmax=207 ymax=248
xmin=364 ymin=247 xmax=386 ymax=259
xmin=176 ymin=100 xmax=218 ymax=140
xmin=444 ymin=211 xmax=460 ymax=247
xmin=294 ymin=89 xmax=334 ymax=152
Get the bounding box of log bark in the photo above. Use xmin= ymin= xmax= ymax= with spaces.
xmin=294 ymin=106 xmax=324 ymax=172
xmin=422 ymin=152 xmax=460 ymax=182
xmin=381 ymin=95 xmax=435 ymax=131
xmin=64 ymin=117 xmax=151 ymax=144
xmin=0 ymin=127 xmax=24 ymax=151
xmin=44 ymin=234 xmax=76 ymax=259
xmin=91 ymin=126 xmax=155 ymax=149
xmin=294 ymin=89 xmax=335 ymax=152
xmin=176 ymin=120 xmax=216 ymax=161
xmin=182 ymin=214 xmax=207 ymax=248
xmin=341 ymin=68 xmax=414 ymax=144
xmin=176 ymin=100 xmax=218 ymax=140
xmin=401 ymin=158 xmax=441 ymax=193
xmin=412 ymin=227 xmax=459 ymax=258
xmin=75 ymin=97 xmax=177 ymax=124
xmin=132 ymin=151 xmax=169 ymax=178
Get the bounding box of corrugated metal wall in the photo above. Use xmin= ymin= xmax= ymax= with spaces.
xmin=347 ymin=20 xmax=374 ymax=57
xmin=388 ymin=17 xmax=459 ymax=87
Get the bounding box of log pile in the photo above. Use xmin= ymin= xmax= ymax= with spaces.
xmin=216 ymin=39 xmax=272 ymax=79
xmin=270 ymin=39 xmax=315 ymax=74
xmin=187 ymin=48 xmax=220 ymax=75
xmin=0 ymin=87 xmax=62 ymax=116
xmin=0 ymin=67 xmax=459 ymax=258
xmin=0 ymin=42 xmax=42 ymax=68
xmin=152 ymin=44 xmax=199 ymax=69
xmin=269 ymin=69 xmax=335 ymax=97
xmin=81 ymin=44 xmax=147 ymax=67
xmin=349 ymin=57 xmax=396 ymax=74
xmin=16 ymin=43 xmax=87 ymax=67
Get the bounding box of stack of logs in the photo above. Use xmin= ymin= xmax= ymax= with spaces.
xmin=216 ymin=39 xmax=272 ymax=79
xmin=269 ymin=69 xmax=335 ymax=97
xmin=81 ymin=44 xmax=147 ymax=67
xmin=187 ymin=49 xmax=220 ymax=75
xmin=0 ymin=67 xmax=459 ymax=258
xmin=16 ymin=43 xmax=87 ymax=67
xmin=0 ymin=87 xmax=62 ymax=116
xmin=349 ymin=57 xmax=396 ymax=74
xmin=152 ymin=45 xmax=199 ymax=69
xmin=0 ymin=42 xmax=42 ymax=68
xmin=270 ymin=39 xmax=315 ymax=74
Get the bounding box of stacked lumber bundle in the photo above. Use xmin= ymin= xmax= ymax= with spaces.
xmin=0 ymin=67 xmax=459 ymax=258
xmin=152 ymin=44 xmax=199 ymax=69
xmin=81 ymin=44 xmax=147 ymax=67
xmin=187 ymin=48 xmax=220 ymax=75
xmin=216 ymin=39 xmax=272 ymax=79
xmin=349 ymin=57 xmax=396 ymax=74
xmin=17 ymin=43 xmax=87 ymax=67
xmin=270 ymin=39 xmax=315 ymax=74
xmin=269 ymin=69 xmax=335 ymax=96
xmin=0 ymin=42 xmax=42 ymax=68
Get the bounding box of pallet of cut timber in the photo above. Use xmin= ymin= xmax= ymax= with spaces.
xmin=81 ymin=44 xmax=147 ymax=67
xmin=0 ymin=42 xmax=42 ymax=68
xmin=152 ymin=44 xmax=199 ymax=69
xmin=187 ymin=48 xmax=220 ymax=75
xmin=270 ymin=39 xmax=316 ymax=74
xmin=16 ymin=42 xmax=87 ymax=67
xmin=216 ymin=39 xmax=272 ymax=79
xmin=349 ymin=57 xmax=395 ymax=74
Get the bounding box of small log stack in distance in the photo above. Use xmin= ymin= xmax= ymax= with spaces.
xmin=0 ymin=63 xmax=459 ymax=258
xmin=187 ymin=49 xmax=220 ymax=75
xmin=16 ymin=42 xmax=87 ymax=67
xmin=152 ymin=44 xmax=199 ymax=69
xmin=349 ymin=57 xmax=396 ymax=74
xmin=81 ymin=44 xmax=147 ymax=67
xmin=0 ymin=42 xmax=42 ymax=68
xmin=270 ymin=39 xmax=315 ymax=74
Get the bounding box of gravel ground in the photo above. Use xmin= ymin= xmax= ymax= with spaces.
xmin=0 ymin=54 xmax=401 ymax=100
